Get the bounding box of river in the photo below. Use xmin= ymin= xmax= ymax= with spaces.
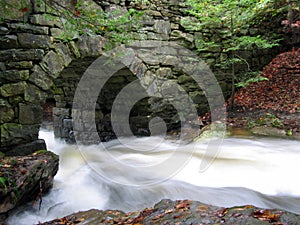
xmin=7 ymin=129 xmax=300 ymax=224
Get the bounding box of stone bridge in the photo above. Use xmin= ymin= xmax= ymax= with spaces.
xmin=0 ymin=0 xmax=297 ymax=155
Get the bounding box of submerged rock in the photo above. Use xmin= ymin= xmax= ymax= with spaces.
xmin=0 ymin=151 xmax=59 ymax=220
xmin=38 ymin=199 xmax=300 ymax=225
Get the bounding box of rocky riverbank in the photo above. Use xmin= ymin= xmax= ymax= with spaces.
xmin=226 ymin=109 xmax=300 ymax=140
xmin=0 ymin=151 xmax=59 ymax=224
xmin=39 ymin=199 xmax=300 ymax=225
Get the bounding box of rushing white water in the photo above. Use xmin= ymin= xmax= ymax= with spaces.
xmin=7 ymin=129 xmax=300 ymax=224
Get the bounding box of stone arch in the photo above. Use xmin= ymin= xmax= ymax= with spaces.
xmin=1 ymin=0 xmax=295 ymax=155
xmin=68 ymin=41 xmax=221 ymax=145
xmin=0 ymin=32 xmax=105 ymax=155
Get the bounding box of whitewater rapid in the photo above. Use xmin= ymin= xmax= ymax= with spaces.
xmin=7 ymin=129 xmax=300 ymax=224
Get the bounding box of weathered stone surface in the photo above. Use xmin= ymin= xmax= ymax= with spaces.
xmin=251 ymin=126 xmax=287 ymax=137
xmin=0 ymin=81 xmax=27 ymax=97
xmin=4 ymin=139 xmax=46 ymax=156
xmin=30 ymin=14 xmax=60 ymax=27
xmin=0 ymin=123 xmax=39 ymax=147
xmin=0 ymin=35 xmax=18 ymax=49
xmin=154 ymin=20 xmax=171 ymax=34
xmin=137 ymin=51 xmax=161 ymax=65
xmin=8 ymin=96 xmax=23 ymax=106
xmin=19 ymin=103 xmax=43 ymax=125
xmin=0 ymin=49 xmax=44 ymax=62
xmin=76 ymin=34 xmax=105 ymax=57
xmin=40 ymin=51 xmax=65 ymax=78
xmin=67 ymin=41 xmax=81 ymax=58
xmin=17 ymin=33 xmax=52 ymax=49
xmin=0 ymin=0 xmax=31 ymax=22
xmin=0 ymin=151 xmax=59 ymax=214
xmin=156 ymin=67 xmax=173 ymax=78
xmin=50 ymin=28 xmax=64 ymax=39
xmin=39 ymin=199 xmax=300 ymax=225
xmin=8 ymin=23 xmax=49 ymax=35
xmin=171 ymin=30 xmax=194 ymax=43
xmin=6 ymin=61 xmax=33 ymax=69
xmin=0 ymin=99 xmax=14 ymax=123
xmin=54 ymin=43 xmax=73 ymax=66
xmin=30 ymin=65 xmax=53 ymax=91
xmin=24 ymin=84 xmax=48 ymax=104
xmin=0 ymin=70 xmax=29 ymax=82
xmin=0 ymin=62 xmax=5 ymax=71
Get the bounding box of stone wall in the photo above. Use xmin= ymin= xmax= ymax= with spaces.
xmin=0 ymin=0 xmax=298 ymax=153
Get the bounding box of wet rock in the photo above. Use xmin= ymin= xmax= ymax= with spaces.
xmin=251 ymin=126 xmax=287 ymax=138
xmin=38 ymin=199 xmax=300 ymax=225
xmin=0 ymin=151 xmax=59 ymax=217
xmin=0 ymin=123 xmax=39 ymax=148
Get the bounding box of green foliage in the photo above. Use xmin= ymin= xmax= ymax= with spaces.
xmin=186 ymin=0 xmax=285 ymax=107
xmin=246 ymin=113 xmax=284 ymax=129
xmin=186 ymin=0 xmax=282 ymax=54
xmin=33 ymin=150 xmax=48 ymax=155
xmin=236 ymin=74 xmax=269 ymax=88
xmin=25 ymin=0 xmax=143 ymax=46
xmin=44 ymin=0 xmax=141 ymax=45
xmin=0 ymin=176 xmax=6 ymax=189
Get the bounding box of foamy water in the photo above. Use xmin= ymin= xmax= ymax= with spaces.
xmin=7 ymin=129 xmax=300 ymax=224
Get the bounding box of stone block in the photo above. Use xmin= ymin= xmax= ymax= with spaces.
xmin=24 ymin=84 xmax=47 ymax=104
xmin=30 ymin=14 xmax=60 ymax=27
xmin=0 ymin=62 xmax=5 ymax=71
xmin=0 ymin=99 xmax=14 ymax=123
xmin=76 ymin=34 xmax=105 ymax=57
xmin=54 ymin=43 xmax=73 ymax=66
xmin=17 ymin=33 xmax=52 ymax=49
xmin=4 ymin=139 xmax=47 ymax=156
xmin=171 ymin=30 xmax=194 ymax=43
xmin=0 ymin=49 xmax=44 ymax=62
xmin=137 ymin=51 xmax=161 ymax=65
xmin=50 ymin=28 xmax=64 ymax=39
xmin=156 ymin=67 xmax=173 ymax=78
xmin=67 ymin=41 xmax=81 ymax=58
xmin=9 ymin=23 xmax=49 ymax=35
xmin=19 ymin=103 xmax=43 ymax=125
xmin=147 ymin=32 xmax=169 ymax=41
xmin=0 ymin=70 xmax=29 ymax=82
xmin=154 ymin=20 xmax=171 ymax=34
xmin=30 ymin=65 xmax=53 ymax=91
xmin=63 ymin=118 xmax=73 ymax=130
xmin=0 ymin=81 xmax=27 ymax=97
xmin=40 ymin=51 xmax=65 ymax=78
xmin=0 ymin=35 xmax=18 ymax=49
xmin=0 ymin=123 xmax=39 ymax=147
xmin=160 ymin=55 xmax=179 ymax=65
xmin=6 ymin=61 xmax=33 ymax=69
xmin=8 ymin=96 xmax=23 ymax=106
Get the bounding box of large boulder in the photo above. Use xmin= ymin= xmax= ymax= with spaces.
xmin=0 ymin=151 xmax=59 ymax=217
